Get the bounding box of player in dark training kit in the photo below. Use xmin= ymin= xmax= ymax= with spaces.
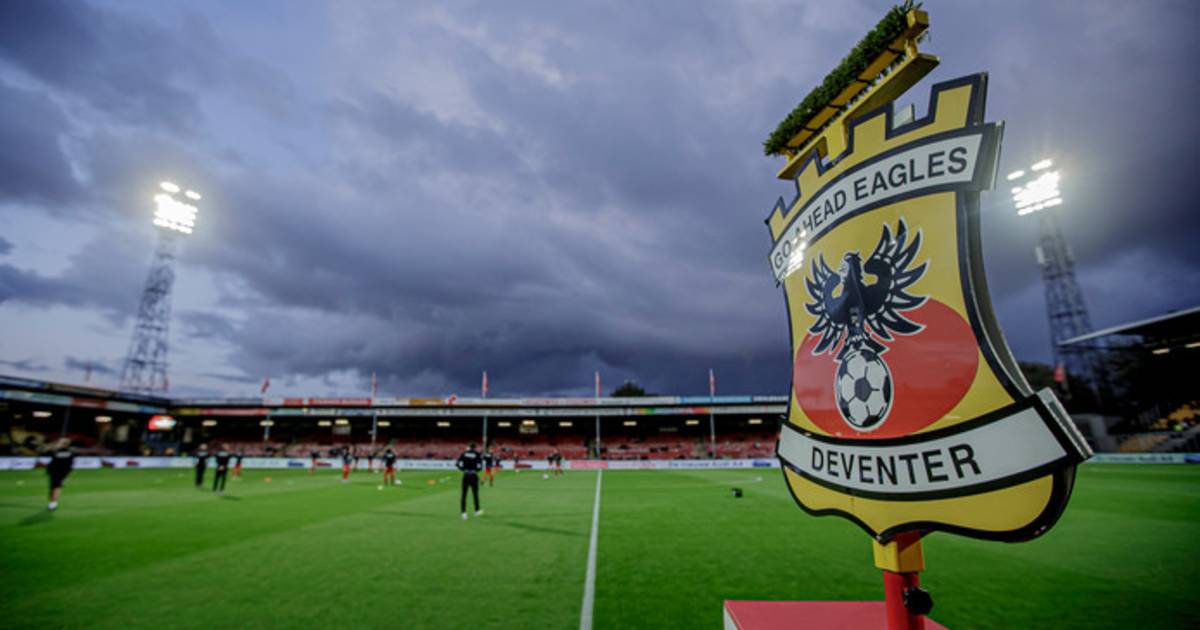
xmin=382 ymin=448 xmax=397 ymax=486
xmin=310 ymin=450 xmax=319 ymax=475
xmin=482 ymin=449 xmax=497 ymax=487
xmin=456 ymin=442 xmax=484 ymax=520
xmin=194 ymin=443 xmax=210 ymax=489
xmin=45 ymin=438 xmax=75 ymax=511
xmin=212 ymin=444 xmax=232 ymax=495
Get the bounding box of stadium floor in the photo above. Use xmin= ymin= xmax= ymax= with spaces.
xmin=0 ymin=465 xmax=1197 ymax=629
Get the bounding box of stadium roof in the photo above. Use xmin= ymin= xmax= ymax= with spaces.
xmin=1059 ymin=305 xmax=1200 ymax=349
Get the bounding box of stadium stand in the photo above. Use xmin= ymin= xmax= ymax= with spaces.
xmin=1117 ymin=433 xmax=1172 ymax=453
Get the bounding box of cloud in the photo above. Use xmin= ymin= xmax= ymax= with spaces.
xmin=0 ymin=358 xmax=49 ymax=373
xmin=63 ymin=356 xmax=115 ymax=376
xmin=0 ymin=0 xmax=1196 ymax=397
xmin=0 ymin=82 xmax=85 ymax=207
xmin=0 ymin=224 xmax=144 ymax=321
xmin=0 ymin=0 xmax=211 ymax=132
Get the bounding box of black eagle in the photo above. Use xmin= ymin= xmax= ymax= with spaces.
xmin=804 ymin=218 xmax=928 ymax=361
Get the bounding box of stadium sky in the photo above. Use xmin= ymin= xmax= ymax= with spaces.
xmin=0 ymin=1 xmax=1197 ymax=398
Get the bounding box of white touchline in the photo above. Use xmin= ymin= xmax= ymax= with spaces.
xmin=580 ymin=470 xmax=602 ymax=630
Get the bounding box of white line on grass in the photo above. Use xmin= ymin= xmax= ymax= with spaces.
xmin=580 ymin=470 xmax=603 ymax=630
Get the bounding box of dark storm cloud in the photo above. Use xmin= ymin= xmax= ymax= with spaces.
xmin=1 ymin=1 xmax=1197 ymax=395
xmin=0 ymin=0 xmax=205 ymax=131
xmin=0 ymin=227 xmax=142 ymax=321
xmin=63 ymin=356 xmax=115 ymax=376
xmin=196 ymin=372 xmax=258 ymax=385
xmin=0 ymin=83 xmax=85 ymax=206
xmin=0 ymin=358 xmax=49 ymax=373
xmin=0 ymin=237 xmax=12 ymax=256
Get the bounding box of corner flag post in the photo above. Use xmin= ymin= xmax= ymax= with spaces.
xmin=708 ymin=368 xmax=717 ymax=460
xmin=482 ymin=371 xmax=489 ymax=446
xmin=594 ymin=371 xmax=601 ymax=459
xmin=370 ymin=371 xmax=378 ymax=448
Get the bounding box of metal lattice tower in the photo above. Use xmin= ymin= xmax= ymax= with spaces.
xmin=119 ymin=231 xmax=178 ymax=393
xmin=1034 ymin=211 xmax=1104 ymax=389
xmin=1009 ymin=160 xmax=1104 ymax=400
xmin=118 ymin=182 xmax=201 ymax=394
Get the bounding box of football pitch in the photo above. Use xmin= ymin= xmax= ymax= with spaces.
xmin=1 ymin=465 xmax=1197 ymax=629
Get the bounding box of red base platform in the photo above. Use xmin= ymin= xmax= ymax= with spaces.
xmin=723 ymin=600 xmax=946 ymax=630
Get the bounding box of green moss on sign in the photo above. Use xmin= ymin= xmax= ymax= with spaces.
xmin=764 ymin=1 xmax=920 ymax=156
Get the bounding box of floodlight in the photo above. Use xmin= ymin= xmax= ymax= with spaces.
xmin=335 ymin=418 xmax=350 ymax=425
xmin=623 ymin=420 xmax=637 ymax=426
xmin=153 ymin=191 xmax=198 ymax=234
xmin=95 ymin=415 xmax=113 ymax=423
xmin=317 ymin=420 xmax=333 ymax=427
xmin=259 ymin=420 xmax=275 ymax=427
xmin=1031 ymin=159 xmax=1053 ymax=171
xmin=1010 ymin=168 xmax=1062 ymax=217
xmin=201 ymin=419 xmax=218 ymax=427
xmin=748 ymin=418 xmax=763 ymax=425
xmin=1152 ymin=348 xmax=1170 ymax=355
xmin=152 ymin=183 xmax=200 ymax=235
xmin=33 ymin=410 xmax=52 ymax=418
xmin=497 ymin=421 xmax=513 ymax=427
xmin=559 ymin=421 xmax=573 ymax=427
xmin=436 ymin=421 xmax=450 ymax=427
xmin=1006 ymin=170 xmax=1025 ymax=180
xmin=685 ymin=419 xmax=700 ymax=426
xmin=377 ymin=420 xmax=392 ymax=427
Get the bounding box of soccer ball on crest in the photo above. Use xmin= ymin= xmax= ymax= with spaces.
xmin=834 ymin=349 xmax=892 ymax=431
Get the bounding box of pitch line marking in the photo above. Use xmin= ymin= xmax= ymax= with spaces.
xmin=580 ymin=470 xmax=602 ymax=630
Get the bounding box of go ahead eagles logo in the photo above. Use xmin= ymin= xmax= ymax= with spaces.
xmin=767 ymin=74 xmax=1091 ymax=543
xmin=806 ymin=219 xmax=925 ymax=432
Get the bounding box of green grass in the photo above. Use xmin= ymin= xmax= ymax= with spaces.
xmin=1 ymin=465 xmax=1198 ymax=629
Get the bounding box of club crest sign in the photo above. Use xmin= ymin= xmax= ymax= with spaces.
xmin=767 ymin=74 xmax=1092 ymax=542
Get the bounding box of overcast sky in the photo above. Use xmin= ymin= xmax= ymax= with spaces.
xmin=0 ymin=1 xmax=1197 ymax=398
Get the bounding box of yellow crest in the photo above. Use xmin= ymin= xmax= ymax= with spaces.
xmin=767 ymin=74 xmax=1091 ymax=542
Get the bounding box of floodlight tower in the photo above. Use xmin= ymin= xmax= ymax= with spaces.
xmin=118 ymin=182 xmax=201 ymax=393
xmin=1007 ymin=160 xmax=1104 ymax=400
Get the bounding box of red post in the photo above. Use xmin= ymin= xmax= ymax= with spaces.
xmin=873 ymin=531 xmax=927 ymax=630
xmin=883 ymin=569 xmax=924 ymax=630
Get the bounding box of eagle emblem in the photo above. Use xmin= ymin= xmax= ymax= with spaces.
xmin=804 ymin=218 xmax=927 ymax=431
